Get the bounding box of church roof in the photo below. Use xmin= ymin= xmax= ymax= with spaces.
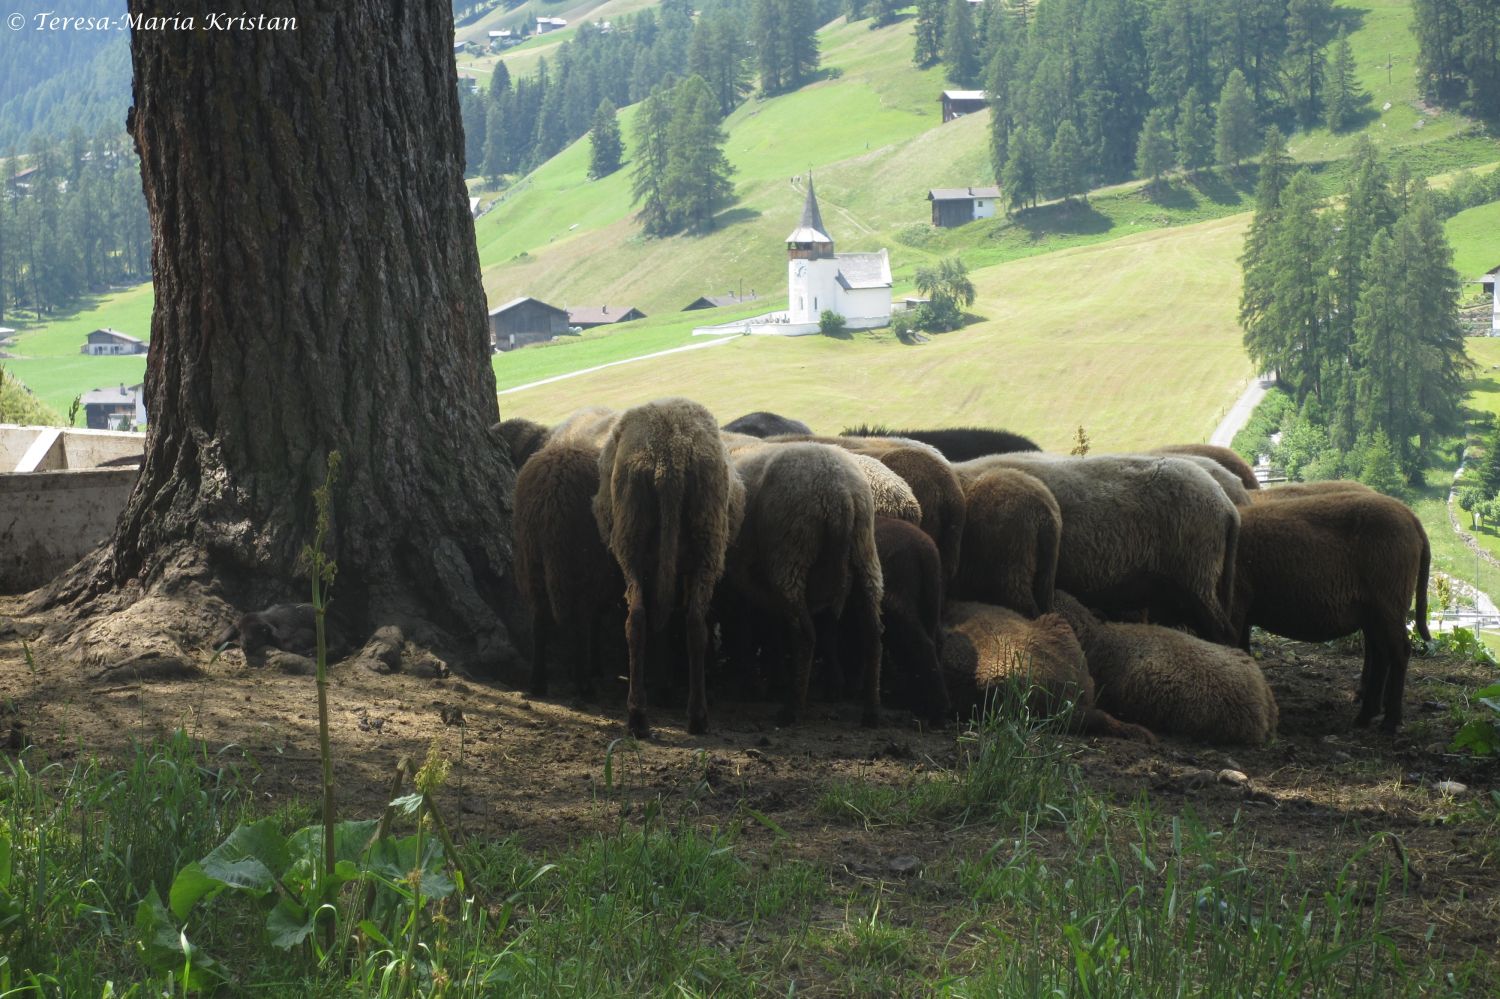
xmin=785 ymin=176 xmax=833 ymax=244
xmin=835 ymin=250 xmax=892 ymax=290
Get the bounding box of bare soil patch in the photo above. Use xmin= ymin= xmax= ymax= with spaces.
xmin=2 ymin=595 xmax=1497 ymax=975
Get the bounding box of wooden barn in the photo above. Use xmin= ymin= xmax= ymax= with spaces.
xmin=683 ymin=292 xmax=759 ymax=311
xmin=567 ymin=305 xmax=646 ymax=330
xmin=940 ymin=90 xmax=988 ymax=122
xmin=929 ymin=187 xmax=1002 ymax=227
xmin=488 ymin=297 xmax=570 ymax=351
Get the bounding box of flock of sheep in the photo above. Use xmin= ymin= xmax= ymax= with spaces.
xmin=496 ymin=398 xmax=1432 ymax=747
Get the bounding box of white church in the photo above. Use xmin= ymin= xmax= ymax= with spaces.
xmin=693 ymin=176 xmax=893 ymax=336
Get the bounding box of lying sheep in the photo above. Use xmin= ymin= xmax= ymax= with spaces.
xmin=1235 ymin=491 xmax=1430 ymax=731
xmin=1153 ymin=444 xmax=1260 ymax=492
xmin=214 ymin=603 xmax=317 ymax=658
xmin=940 ymin=601 xmax=1153 ymax=740
xmin=514 ymin=441 xmax=623 ymax=700
xmin=1053 ymin=591 xmax=1278 ymax=746
xmin=951 ymin=467 xmax=1060 ymax=617
xmin=871 ymin=517 xmax=949 ymax=722
xmin=725 ymin=442 xmax=884 ymax=727
xmin=842 ymin=424 xmax=1042 ymax=461
xmin=955 ymin=453 xmax=1240 ymax=644
xmin=872 ymin=446 xmax=967 ymax=587
xmin=722 ymin=411 xmax=812 ymax=437
xmin=595 ymin=399 xmax=745 ymax=737
xmin=493 ymin=417 xmax=550 ymax=469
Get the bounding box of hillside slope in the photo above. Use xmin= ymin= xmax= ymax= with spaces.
xmin=0 ymin=1 xmax=130 ymax=149
xmin=497 ymin=212 xmax=1254 ymax=451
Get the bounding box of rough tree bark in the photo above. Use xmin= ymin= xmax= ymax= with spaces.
xmin=40 ymin=1 xmax=518 ymax=665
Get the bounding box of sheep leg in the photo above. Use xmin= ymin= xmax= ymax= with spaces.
xmin=883 ymin=616 xmax=950 ymax=724
xmin=685 ymin=603 xmax=711 ymax=735
xmin=776 ymin=607 xmax=817 ymax=727
xmin=574 ymin=612 xmax=600 ymax=704
xmin=530 ymin=610 xmax=551 ymax=697
xmin=1353 ymin=621 xmax=1386 ymax=729
xmin=847 ymin=593 xmax=884 ymax=728
xmin=625 ymin=590 xmax=652 ymax=739
xmin=1376 ymin=618 xmax=1409 ymax=732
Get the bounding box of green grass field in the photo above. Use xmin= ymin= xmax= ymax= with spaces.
xmin=1 ymin=283 xmax=153 ymax=418
xmin=500 ymin=213 xmax=1254 ymax=451
xmin=1448 ymin=200 xmax=1500 ymax=284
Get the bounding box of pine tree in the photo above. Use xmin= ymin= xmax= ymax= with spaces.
xmin=1174 ymin=88 xmax=1213 ymax=172
xmin=588 ymin=100 xmax=624 ymax=179
xmin=1002 ymin=125 xmax=1042 ymax=210
xmin=871 ymin=0 xmax=901 ymax=27
xmin=943 ymin=0 xmax=979 ymax=86
xmin=1324 ymin=28 xmax=1362 ymax=132
xmin=1214 ymin=69 xmax=1258 ymax=169
xmin=662 ymin=76 xmax=736 ymax=233
xmin=753 ymin=0 xmax=783 ymax=93
xmin=1135 ymin=108 xmax=1174 ymax=185
xmin=1285 ymin=0 xmax=1333 ymax=129
xmin=913 ymin=0 xmax=945 ymax=68
xmin=630 ymin=89 xmax=676 ymax=236
xmin=1046 ymin=120 xmax=1087 ymax=202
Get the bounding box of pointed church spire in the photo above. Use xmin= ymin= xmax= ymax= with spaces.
xmin=785 ymin=173 xmax=833 ymax=253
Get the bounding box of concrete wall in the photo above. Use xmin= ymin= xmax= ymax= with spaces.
xmin=0 ymin=424 xmax=145 ymax=471
xmin=0 ymin=467 xmax=137 ymax=593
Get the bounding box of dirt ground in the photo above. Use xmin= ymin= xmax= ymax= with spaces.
xmin=2 ymin=595 xmax=1497 ymax=974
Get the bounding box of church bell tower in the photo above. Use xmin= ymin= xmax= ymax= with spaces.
xmin=786 ymin=175 xmax=836 ymax=324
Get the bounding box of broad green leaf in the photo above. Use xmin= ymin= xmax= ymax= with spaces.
xmin=1449 ymin=719 xmax=1500 ymax=756
xmin=134 ymin=888 xmax=224 ymax=989
xmin=198 ymin=819 xmax=289 ymax=892
xmin=266 ymin=897 xmax=317 ymax=950
xmin=287 ymin=819 xmax=381 ymax=866
xmin=168 ymin=861 xmax=223 ymax=921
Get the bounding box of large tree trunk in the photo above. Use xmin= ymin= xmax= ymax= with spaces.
xmin=41 ymin=1 xmax=518 ymax=666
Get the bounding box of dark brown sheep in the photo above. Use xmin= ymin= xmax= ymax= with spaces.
xmin=841 ymin=424 xmax=1042 ymax=460
xmin=940 ymin=601 xmax=1154 ymax=740
xmin=722 ymin=411 xmax=812 ymax=437
xmin=950 ymin=467 xmax=1060 ymax=617
xmin=1054 ymin=592 xmax=1278 ymax=746
xmin=1235 ymin=491 xmax=1430 ymax=731
xmin=595 ymin=398 xmax=745 ymax=737
xmin=955 ymin=453 xmax=1241 ymax=644
xmin=1152 ymin=444 xmax=1260 ymax=491
xmin=725 ymin=442 xmax=884 ymax=727
xmin=494 ymin=417 xmax=551 ymax=469
xmin=514 ymin=441 xmax=623 ymax=700
xmin=872 ymin=446 xmax=967 ymax=587
xmin=871 ymin=517 xmax=949 ymax=722
xmin=1249 ymin=479 xmax=1374 ymax=503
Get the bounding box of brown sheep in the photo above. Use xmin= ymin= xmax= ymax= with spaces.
xmin=1053 ymin=591 xmax=1278 ymax=746
xmin=1152 ymin=444 xmax=1261 ymax=491
xmin=595 ymin=399 xmax=745 ymax=737
xmin=872 ymin=446 xmax=967 ymax=587
xmin=1235 ymin=491 xmax=1430 ymax=731
xmin=951 ymin=467 xmax=1060 ymax=618
xmin=1249 ymin=479 xmax=1374 ymax=503
xmin=841 ymin=425 xmax=1042 ymax=460
xmin=955 ymin=453 xmax=1241 ymax=644
xmin=847 ymin=452 xmax=922 ymax=524
xmin=940 ymin=601 xmax=1153 ymax=740
xmin=514 ymin=441 xmax=623 ymax=700
xmin=871 ymin=517 xmax=949 ymax=722
xmin=493 ymin=417 xmax=551 ymax=469
xmin=725 ymin=442 xmax=884 ymax=727
xmin=553 ymin=405 xmax=622 ymax=448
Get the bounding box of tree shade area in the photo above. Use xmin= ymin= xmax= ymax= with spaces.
xmin=41 ymin=0 xmax=518 ymax=672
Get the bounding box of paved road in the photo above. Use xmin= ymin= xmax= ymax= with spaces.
xmin=497 ymin=333 xmax=737 ymax=396
xmin=1208 ymin=373 xmax=1274 ymax=447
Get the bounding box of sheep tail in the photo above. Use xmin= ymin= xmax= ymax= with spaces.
xmin=651 ymin=466 xmax=687 ymax=633
xmin=1415 ymin=528 xmax=1431 ymax=643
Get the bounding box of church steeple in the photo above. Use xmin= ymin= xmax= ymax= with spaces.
xmin=786 ymin=174 xmax=834 ymax=259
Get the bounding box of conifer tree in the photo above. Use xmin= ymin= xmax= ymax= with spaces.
xmin=630 ymin=89 xmax=675 ymax=236
xmin=1135 ymin=108 xmax=1174 ymax=185
xmin=1002 ymin=125 xmax=1042 ymax=210
xmin=1324 ymin=28 xmax=1362 ymax=132
xmin=663 ymin=75 xmax=736 ymax=232
xmin=913 ymin=0 xmax=945 ymax=68
xmin=1285 ymin=0 xmax=1332 ymax=128
xmin=1214 ymin=69 xmax=1258 ymax=169
xmin=943 ymin=0 xmax=979 ymax=86
xmin=1174 ymin=88 xmax=1213 ymax=172
xmin=1245 ymin=170 xmax=1333 ymax=405
xmin=588 ymin=100 xmax=623 ymax=179
xmin=1046 ymin=120 xmax=1087 ymax=202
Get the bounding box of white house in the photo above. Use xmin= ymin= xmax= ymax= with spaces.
xmin=81 ymin=383 xmax=147 ymax=430
xmin=785 ymin=177 xmax=892 ymax=329
xmin=80 ymin=328 xmax=147 ymax=355
xmin=929 ymin=186 xmax=1001 ymax=227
